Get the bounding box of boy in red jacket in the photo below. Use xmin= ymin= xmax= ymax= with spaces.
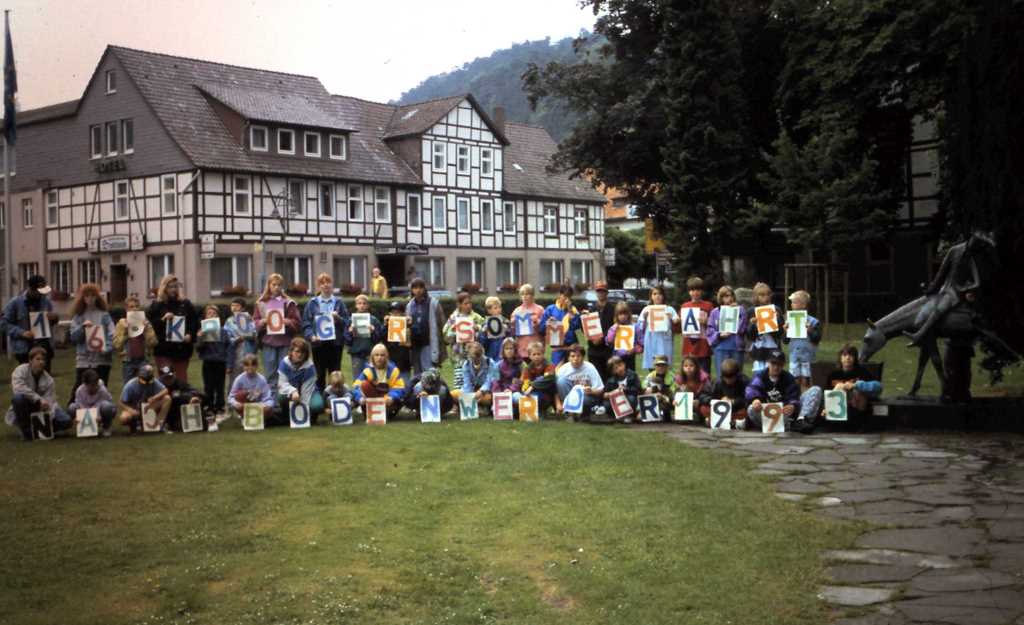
xmin=680 ymin=276 xmax=714 ymax=374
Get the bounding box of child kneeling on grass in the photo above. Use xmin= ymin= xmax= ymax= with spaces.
xmin=520 ymin=341 xmax=557 ymax=416
xmin=643 ymin=355 xmax=676 ymax=420
xmin=555 ymin=344 xmax=604 ymax=422
xmin=276 ymin=337 xmax=324 ymax=426
xmin=603 ymin=355 xmax=641 ymax=423
xmin=698 ymin=358 xmax=749 ymax=429
xmin=456 ymin=341 xmax=497 ymax=416
xmin=352 ymin=343 xmax=406 ymax=420
xmin=118 ymin=364 xmax=171 ymax=434
xmin=68 ymin=368 xmax=116 ymax=438
xmin=228 ymin=354 xmax=276 ymax=421
xmin=406 ymin=368 xmax=454 ymax=420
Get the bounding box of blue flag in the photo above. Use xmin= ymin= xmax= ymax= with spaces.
xmin=3 ymin=11 xmax=16 ymax=146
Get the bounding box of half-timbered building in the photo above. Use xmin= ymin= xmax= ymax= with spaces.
xmin=2 ymin=46 xmax=605 ymax=304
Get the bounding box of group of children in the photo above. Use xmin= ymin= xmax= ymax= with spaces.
xmin=7 ymin=270 xmax=885 ymax=440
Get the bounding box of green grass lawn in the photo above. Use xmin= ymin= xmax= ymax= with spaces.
xmin=0 ymin=422 xmax=857 ymax=625
xmin=0 ymin=323 xmax=1018 ymax=624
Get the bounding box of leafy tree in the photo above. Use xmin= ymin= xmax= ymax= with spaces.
xmin=524 ymin=1 xmax=770 ymax=282
xmin=604 ymin=227 xmax=655 ymax=286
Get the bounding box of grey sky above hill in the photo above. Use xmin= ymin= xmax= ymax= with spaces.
xmin=6 ymin=0 xmax=596 ymax=110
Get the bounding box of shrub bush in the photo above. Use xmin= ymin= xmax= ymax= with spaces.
xmin=286 ymin=283 xmax=309 ymax=296
xmin=542 ymin=283 xmax=562 ymax=293
xmin=497 ymin=283 xmax=520 ymax=294
xmin=339 ymin=283 xmax=363 ymax=296
xmin=219 ymin=285 xmax=248 ymax=297
xmin=461 ymin=283 xmax=481 ymax=295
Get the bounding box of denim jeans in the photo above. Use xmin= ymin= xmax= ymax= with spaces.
xmin=261 ymin=345 xmax=288 ymax=391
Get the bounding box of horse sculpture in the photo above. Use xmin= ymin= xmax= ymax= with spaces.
xmin=860 ymin=232 xmax=1016 ymax=398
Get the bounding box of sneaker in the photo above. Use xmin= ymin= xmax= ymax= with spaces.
xmin=622 ymin=417 xmax=634 ymax=424
xmin=592 ymin=406 xmax=607 ymax=416
xmin=101 ymin=428 xmax=112 ymax=438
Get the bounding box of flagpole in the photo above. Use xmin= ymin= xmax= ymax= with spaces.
xmin=2 ymin=9 xmax=12 ymax=307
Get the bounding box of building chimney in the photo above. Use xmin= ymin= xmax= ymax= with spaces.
xmin=492 ymin=106 xmax=506 ymax=133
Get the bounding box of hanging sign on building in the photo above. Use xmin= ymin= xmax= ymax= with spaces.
xmin=200 ymin=234 xmax=216 ymax=260
xmin=89 ymin=233 xmax=145 ymax=254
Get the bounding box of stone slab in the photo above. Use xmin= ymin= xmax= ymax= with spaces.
xmin=818 ymin=585 xmax=895 ymax=607
xmin=826 ymin=564 xmax=924 ymax=584
xmin=908 ymin=568 xmax=1019 ymax=594
xmin=822 ymin=548 xmax=966 ymax=569
xmin=802 ymin=449 xmax=848 ymax=464
xmin=988 ymin=519 xmax=1024 ymax=540
xmin=834 ymin=488 xmax=908 ymax=504
xmin=857 ymin=527 xmax=985 ymax=557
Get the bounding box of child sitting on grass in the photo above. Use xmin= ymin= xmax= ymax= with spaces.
xmin=457 ymin=341 xmax=497 ymax=415
xmin=642 ymin=355 xmax=675 ymax=420
xmin=228 ymin=353 xmax=275 ymax=421
xmin=602 ymin=355 xmax=641 ymax=423
xmin=698 ymin=358 xmax=749 ymax=428
xmin=491 ymin=338 xmax=524 ymax=408
xmin=521 ymin=341 xmax=557 ymax=415
xmin=276 ymin=337 xmax=323 ymax=426
xmin=352 ymin=343 xmax=407 ymax=420
xmin=67 ymin=368 xmax=116 ymax=438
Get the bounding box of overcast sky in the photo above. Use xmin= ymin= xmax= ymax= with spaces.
xmin=5 ymin=0 xmax=597 ymax=110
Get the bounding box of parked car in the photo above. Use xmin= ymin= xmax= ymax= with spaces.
xmin=581 ymin=289 xmax=647 ymax=317
xmin=428 ymin=289 xmax=454 ymax=300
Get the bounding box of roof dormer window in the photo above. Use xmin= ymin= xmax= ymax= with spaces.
xmin=329 ymin=134 xmax=347 ymax=160
xmin=250 ymin=126 xmax=268 ymax=152
xmin=304 ymin=132 xmax=320 ymax=157
xmin=278 ymin=129 xmax=295 ymax=155
xmin=105 ymin=70 xmax=117 ymax=94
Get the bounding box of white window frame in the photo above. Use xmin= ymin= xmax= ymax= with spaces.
xmin=414 ymin=257 xmax=445 ymax=287
xmin=456 ymin=197 xmax=470 ymax=233
xmin=304 ymin=132 xmax=321 ymax=157
xmin=277 ymin=129 xmax=295 ymax=155
xmin=90 ymin=125 xmax=102 ymax=159
xmin=574 ymin=207 xmax=589 ymax=237
xmin=502 ymin=201 xmax=516 ymax=235
xmin=148 ymin=254 xmax=174 ymax=289
xmin=22 ymin=198 xmax=33 ymax=229
xmin=544 ymin=204 xmax=558 ymax=236
xmin=78 ymin=259 xmax=100 ymax=287
xmin=456 ymin=258 xmax=485 ymax=288
xmin=50 ymin=260 xmax=72 ymax=294
xmin=46 ymin=191 xmax=58 ymax=227
xmin=19 ymin=263 xmax=39 ymax=288
xmin=540 ymin=259 xmax=563 ymax=285
xmin=328 ymin=134 xmax=347 ymax=160
xmin=209 ymin=256 xmax=252 ymax=295
xmin=250 ymin=126 xmax=268 ymax=152
xmin=105 ymin=70 xmax=116 ymax=94
xmin=273 ymin=256 xmax=312 ymax=290
xmin=105 ymin=121 xmax=118 ymax=157
xmin=348 ymin=185 xmax=363 ymax=221
xmin=0 ymin=200 xmax=5 ymax=229
xmin=115 ymin=181 xmax=129 ymax=218
xmin=121 ymin=119 xmax=134 ymax=154
xmin=432 ymin=142 xmax=446 ymax=171
xmin=233 ymin=176 xmax=250 ymax=214
xmin=496 ymin=259 xmax=522 ymax=286
xmin=161 ymin=175 xmax=177 ymax=214
xmin=332 ymin=255 xmax=367 ymax=288
xmin=432 ymin=196 xmax=445 ymax=231
xmin=374 ymin=187 xmax=391 ymax=223
xmin=457 ymin=145 xmax=469 ymax=174
xmin=407 ymin=194 xmax=421 ymax=230
xmin=571 ymin=259 xmax=593 ymax=285
xmin=481 ymin=148 xmax=493 ymax=176
xmin=480 ymin=199 xmax=494 ymax=234
xmin=319 ymin=182 xmax=333 ymax=218
xmin=288 ymin=180 xmax=304 ymax=217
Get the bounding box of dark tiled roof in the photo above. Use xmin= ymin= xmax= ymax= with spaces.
xmin=503 ymin=122 xmax=605 ymax=204
xmin=385 ymin=93 xmax=509 ymax=144
xmin=196 ymin=82 xmax=355 ymax=131
xmin=110 ymin=46 xmax=421 ymax=185
xmin=385 ymin=94 xmax=466 ymax=140
xmin=11 ymin=99 xmax=79 ymax=126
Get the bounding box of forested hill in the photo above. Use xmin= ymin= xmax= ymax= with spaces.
xmin=394 ymin=34 xmax=592 ymax=142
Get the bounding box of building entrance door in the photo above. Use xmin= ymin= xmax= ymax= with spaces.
xmin=110 ymin=264 xmax=128 ymax=304
xmin=377 ymin=256 xmax=406 ymax=291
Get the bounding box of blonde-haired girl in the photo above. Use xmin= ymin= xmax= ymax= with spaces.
xmin=707 ymin=285 xmax=747 ymax=378
xmin=146 ymin=274 xmax=199 ymax=382
xmin=745 ymin=282 xmax=784 ymax=373
xmin=253 ymin=273 xmax=301 ymax=389
xmin=511 ymin=283 xmax=545 ymax=361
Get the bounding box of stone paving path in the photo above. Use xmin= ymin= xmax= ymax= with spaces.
xmin=644 ymin=425 xmax=1024 ymax=625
